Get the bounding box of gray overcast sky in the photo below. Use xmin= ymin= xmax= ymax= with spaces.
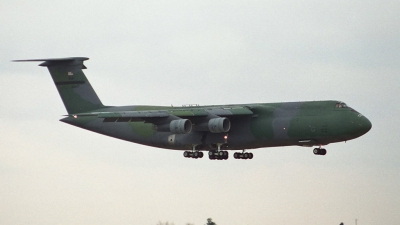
xmin=1 ymin=1 xmax=399 ymax=225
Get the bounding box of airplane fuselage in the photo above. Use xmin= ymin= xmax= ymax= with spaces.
xmin=60 ymin=100 xmax=371 ymax=151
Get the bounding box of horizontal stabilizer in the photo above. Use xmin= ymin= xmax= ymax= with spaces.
xmin=13 ymin=57 xmax=89 ymax=68
xmin=13 ymin=57 xmax=89 ymax=62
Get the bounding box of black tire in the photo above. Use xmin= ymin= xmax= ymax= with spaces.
xmin=321 ymin=149 xmax=327 ymax=155
xmin=234 ymin=152 xmax=238 ymax=159
xmin=199 ymin=152 xmax=204 ymax=158
xmin=243 ymin=153 xmax=249 ymax=159
xmin=249 ymin=153 xmax=253 ymax=159
xmin=313 ymin=148 xmax=319 ymax=155
xmin=183 ymin=151 xmax=189 ymax=157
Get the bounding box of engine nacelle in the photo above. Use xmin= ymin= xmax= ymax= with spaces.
xmin=169 ymin=119 xmax=192 ymax=134
xmin=208 ymin=117 xmax=231 ymax=133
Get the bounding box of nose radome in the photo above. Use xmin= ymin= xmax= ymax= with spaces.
xmin=359 ymin=115 xmax=372 ymax=134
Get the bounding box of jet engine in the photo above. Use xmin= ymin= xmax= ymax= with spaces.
xmin=208 ymin=117 xmax=231 ymax=133
xmin=169 ymin=119 xmax=192 ymax=134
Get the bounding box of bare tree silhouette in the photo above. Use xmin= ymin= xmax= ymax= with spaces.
xmin=205 ymin=218 xmax=216 ymax=225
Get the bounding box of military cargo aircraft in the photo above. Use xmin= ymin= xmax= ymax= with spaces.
xmin=15 ymin=57 xmax=372 ymax=160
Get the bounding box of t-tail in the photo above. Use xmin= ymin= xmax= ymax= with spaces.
xmin=14 ymin=57 xmax=105 ymax=114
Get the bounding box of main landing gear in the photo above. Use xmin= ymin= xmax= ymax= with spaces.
xmin=208 ymin=150 xmax=229 ymax=160
xmin=183 ymin=144 xmax=255 ymax=160
xmin=233 ymin=152 xmax=253 ymax=160
xmin=209 ymin=150 xmax=254 ymax=160
xmin=208 ymin=143 xmax=229 ymax=160
xmin=313 ymin=148 xmax=327 ymax=155
xmin=183 ymin=151 xmax=204 ymax=159
xmin=184 ymin=144 xmax=204 ymax=159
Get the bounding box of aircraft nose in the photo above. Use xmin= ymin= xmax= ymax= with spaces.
xmin=357 ymin=114 xmax=372 ymax=135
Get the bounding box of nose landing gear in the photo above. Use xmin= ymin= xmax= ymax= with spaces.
xmin=313 ymin=148 xmax=327 ymax=155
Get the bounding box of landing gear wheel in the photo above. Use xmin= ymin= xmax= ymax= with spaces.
xmin=232 ymin=152 xmax=254 ymax=160
xmin=313 ymin=148 xmax=327 ymax=155
xmin=184 ymin=151 xmax=204 ymax=159
xmin=223 ymin=151 xmax=229 ymax=160
xmin=183 ymin=151 xmax=190 ymax=157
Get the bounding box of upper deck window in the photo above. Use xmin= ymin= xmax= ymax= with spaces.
xmin=335 ymin=102 xmax=348 ymax=108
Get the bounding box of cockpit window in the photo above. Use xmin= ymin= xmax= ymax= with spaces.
xmin=335 ymin=102 xmax=348 ymax=108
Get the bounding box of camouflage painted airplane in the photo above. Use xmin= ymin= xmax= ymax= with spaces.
xmin=15 ymin=57 xmax=372 ymax=160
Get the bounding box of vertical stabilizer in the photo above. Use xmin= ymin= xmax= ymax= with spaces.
xmin=14 ymin=57 xmax=104 ymax=114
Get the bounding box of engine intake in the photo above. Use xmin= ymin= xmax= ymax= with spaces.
xmin=169 ymin=119 xmax=192 ymax=134
xmin=208 ymin=117 xmax=231 ymax=133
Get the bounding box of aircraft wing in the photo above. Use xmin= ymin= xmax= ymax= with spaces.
xmin=72 ymin=106 xmax=254 ymax=120
xmin=70 ymin=106 xmax=253 ymax=133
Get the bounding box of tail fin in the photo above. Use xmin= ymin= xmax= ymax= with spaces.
xmin=14 ymin=57 xmax=105 ymax=114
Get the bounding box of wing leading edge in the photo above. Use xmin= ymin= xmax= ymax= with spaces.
xmin=69 ymin=106 xmax=254 ymax=134
xmin=71 ymin=106 xmax=253 ymax=119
